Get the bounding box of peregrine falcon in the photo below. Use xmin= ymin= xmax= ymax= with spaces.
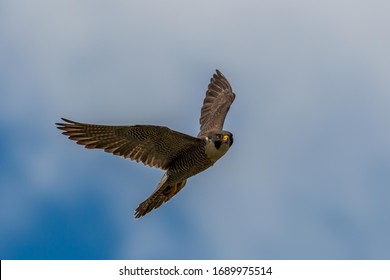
xmin=56 ymin=69 xmax=235 ymax=218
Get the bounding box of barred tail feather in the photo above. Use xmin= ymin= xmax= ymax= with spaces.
xmin=134 ymin=176 xmax=187 ymax=219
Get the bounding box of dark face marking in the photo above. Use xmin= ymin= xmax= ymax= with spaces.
xmin=214 ymin=140 xmax=222 ymax=149
xmin=210 ymin=132 xmax=234 ymax=149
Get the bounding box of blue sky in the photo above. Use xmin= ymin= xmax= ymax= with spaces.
xmin=1 ymin=0 xmax=390 ymax=259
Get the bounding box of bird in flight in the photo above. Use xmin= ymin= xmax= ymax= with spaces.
xmin=56 ymin=69 xmax=235 ymax=218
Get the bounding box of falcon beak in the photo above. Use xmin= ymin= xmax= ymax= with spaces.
xmin=222 ymin=135 xmax=229 ymax=142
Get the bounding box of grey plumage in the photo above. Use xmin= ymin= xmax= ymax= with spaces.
xmin=56 ymin=69 xmax=235 ymax=218
xmin=198 ymin=69 xmax=236 ymax=137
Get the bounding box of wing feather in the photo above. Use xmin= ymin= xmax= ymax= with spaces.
xmin=198 ymin=69 xmax=235 ymax=137
xmin=56 ymin=118 xmax=201 ymax=170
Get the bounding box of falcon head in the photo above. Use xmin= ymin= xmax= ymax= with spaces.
xmin=209 ymin=131 xmax=233 ymax=149
xmin=204 ymin=131 xmax=233 ymax=162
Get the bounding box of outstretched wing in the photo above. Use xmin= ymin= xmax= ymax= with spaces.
xmin=198 ymin=69 xmax=236 ymax=137
xmin=56 ymin=118 xmax=201 ymax=170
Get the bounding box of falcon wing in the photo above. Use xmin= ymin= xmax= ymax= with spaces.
xmin=198 ymin=69 xmax=236 ymax=137
xmin=56 ymin=118 xmax=201 ymax=170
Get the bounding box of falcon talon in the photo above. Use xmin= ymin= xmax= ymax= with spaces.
xmin=56 ymin=69 xmax=236 ymax=219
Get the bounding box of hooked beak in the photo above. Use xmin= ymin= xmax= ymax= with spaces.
xmin=222 ymin=135 xmax=229 ymax=143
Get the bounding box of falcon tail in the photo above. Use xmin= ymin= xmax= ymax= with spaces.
xmin=135 ymin=176 xmax=187 ymax=219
